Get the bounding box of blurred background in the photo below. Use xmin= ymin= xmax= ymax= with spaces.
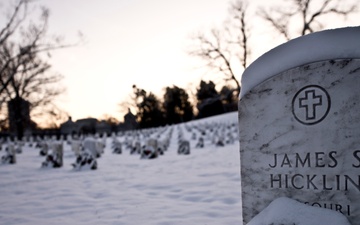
xmin=0 ymin=0 xmax=359 ymax=139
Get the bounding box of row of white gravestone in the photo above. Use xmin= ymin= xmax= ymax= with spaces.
xmin=0 ymin=137 xmax=106 ymax=170
xmin=123 ymin=121 xmax=237 ymax=158
xmin=186 ymin=122 xmax=238 ymax=148
xmin=110 ymin=119 xmax=238 ymax=158
xmin=36 ymin=139 xmax=95 ymax=170
xmin=0 ymin=115 xmax=238 ymax=168
xmin=1 ymin=122 xmax=231 ymax=168
xmin=239 ymin=27 xmax=360 ymax=225
xmin=176 ymin=126 xmax=190 ymax=155
xmin=125 ymin=126 xmax=174 ymax=159
xmin=0 ymin=140 xmax=62 ymax=167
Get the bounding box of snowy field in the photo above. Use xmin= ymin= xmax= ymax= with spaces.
xmin=0 ymin=112 xmax=242 ymax=225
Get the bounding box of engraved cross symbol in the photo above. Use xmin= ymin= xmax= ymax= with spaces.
xmin=299 ymin=90 xmax=322 ymax=120
xmin=292 ymin=85 xmax=330 ymax=125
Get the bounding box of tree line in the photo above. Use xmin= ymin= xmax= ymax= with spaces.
xmin=0 ymin=0 xmax=357 ymax=138
xmin=123 ymin=81 xmax=238 ymax=129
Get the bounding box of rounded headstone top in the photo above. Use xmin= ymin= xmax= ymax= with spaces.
xmin=240 ymin=26 xmax=360 ymax=99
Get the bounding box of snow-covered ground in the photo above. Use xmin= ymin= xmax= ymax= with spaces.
xmin=0 ymin=112 xmax=242 ymax=225
xmin=0 ymin=111 xmax=352 ymax=225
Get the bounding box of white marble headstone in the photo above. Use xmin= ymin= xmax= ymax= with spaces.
xmin=239 ymin=27 xmax=360 ymax=225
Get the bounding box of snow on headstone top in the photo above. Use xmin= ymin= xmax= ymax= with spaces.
xmin=240 ymin=26 xmax=360 ymax=98
xmin=247 ymin=197 xmax=351 ymax=225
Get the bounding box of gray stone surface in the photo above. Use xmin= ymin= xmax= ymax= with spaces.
xmin=239 ymin=59 xmax=360 ymax=224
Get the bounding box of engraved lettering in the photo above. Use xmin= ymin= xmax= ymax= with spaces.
xmin=292 ymin=174 xmax=304 ymax=189
xmin=269 ymin=154 xmax=277 ymax=168
xmin=352 ymin=150 xmax=360 ymax=168
xmin=306 ymin=175 xmax=318 ymax=189
xmin=315 ymin=152 xmax=325 ymax=167
xmin=345 ymin=175 xmax=360 ymax=191
xmin=281 ymin=154 xmax=291 ymax=167
xmin=295 ymin=152 xmax=310 ymax=167
xmin=328 ymin=151 xmax=338 ymax=168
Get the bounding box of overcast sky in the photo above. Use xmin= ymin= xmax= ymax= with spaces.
xmin=18 ymin=0 xmax=360 ymax=124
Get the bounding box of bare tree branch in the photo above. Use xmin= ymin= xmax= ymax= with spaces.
xmin=188 ymin=0 xmax=251 ymax=96
xmin=0 ymin=0 xmax=78 ymax=135
xmin=260 ymin=0 xmax=358 ymax=39
xmin=230 ymin=0 xmax=250 ymax=69
xmin=258 ymin=7 xmax=293 ymax=41
xmin=0 ymin=0 xmax=28 ymax=46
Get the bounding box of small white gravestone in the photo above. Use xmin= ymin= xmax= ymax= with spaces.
xmin=239 ymin=27 xmax=360 ymax=224
xmin=112 ymin=138 xmax=122 ymax=154
xmin=178 ymin=139 xmax=190 ymax=155
xmin=71 ymin=140 xmax=82 ymax=156
xmin=141 ymin=139 xmax=159 ymax=159
xmin=1 ymin=143 xmax=16 ymax=164
xmin=41 ymin=142 xmax=63 ymax=168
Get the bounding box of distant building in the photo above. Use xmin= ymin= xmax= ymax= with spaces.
xmin=59 ymin=110 xmax=138 ymax=136
xmin=118 ymin=108 xmax=138 ymax=131
xmin=75 ymin=118 xmax=98 ymax=134
xmin=60 ymin=117 xmax=77 ymax=135
xmin=60 ymin=117 xmax=111 ymax=135
xmin=95 ymin=120 xmax=112 ymax=134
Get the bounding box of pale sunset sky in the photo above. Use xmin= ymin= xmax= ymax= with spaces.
xmin=14 ymin=0 xmax=359 ymax=124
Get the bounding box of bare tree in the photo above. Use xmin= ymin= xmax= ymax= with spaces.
xmin=188 ymin=0 xmax=251 ymax=96
xmin=118 ymin=84 xmax=145 ymax=120
xmin=259 ymin=0 xmax=357 ymax=40
xmin=0 ymin=0 xmax=77 ymax=136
